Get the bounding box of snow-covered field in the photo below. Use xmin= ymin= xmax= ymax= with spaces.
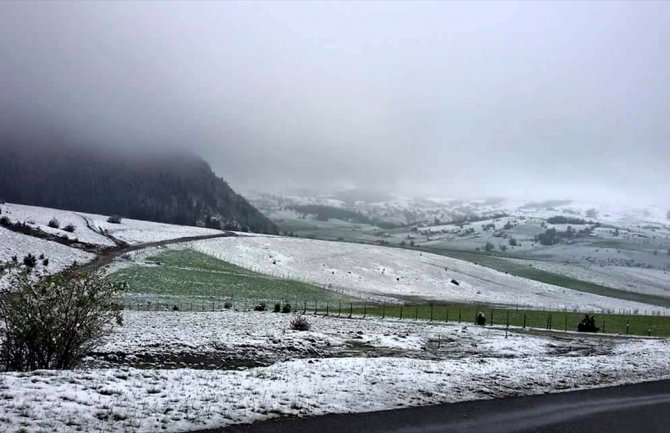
xmin=509 ymin=259 xmax=670 ymax=298
xmin=0 ymin=226 xmax=94 ymax=274
xmin=188 ymin=236 xmax=668 ymax=313
xmin=0 ymin=202 xmax=223 ymax=247
xmin=1 ymin=310 xmax=669 ymax=432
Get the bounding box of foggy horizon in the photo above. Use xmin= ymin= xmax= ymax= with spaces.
xmin=1 ymin=1 xmax=669 ymax=207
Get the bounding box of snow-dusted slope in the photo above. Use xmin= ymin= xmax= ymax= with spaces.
xmin=0 ymin=202 xmax=223 ymax=246
xmin=0 ymin=226 xmax=94 ymax=273
xmin=190 ymin=236 xmax=667 ymax=313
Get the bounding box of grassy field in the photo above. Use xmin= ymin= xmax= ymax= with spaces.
xmin=110 ymin=247 xmax=670 ymax=336
xmin=349 ymin=303 xmax=670 ymax=337
xmin=422 ymin=247 xmax=670 ymax=308
xmin=110 ymin=249 xmax=361 ymax=305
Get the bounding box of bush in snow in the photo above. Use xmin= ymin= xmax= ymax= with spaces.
xmin=475 ymin=312 xmax=486 ymax=326
xmin=22 ymin=254 xmax=37 ymax=269
xmin=290 ymin=316 xmax=311 ymax=331
xmin=63 ymin=223 xmax=76 ymax=233
xmin=47 ymin=217 xmax=60 ymax=229
xmin=254 ymin=302 xmax=267 ymax=312
xmin=42 ymin=258 xmax=49 ymax=267
xmin=223 ymin=301 xmax=233 ymax=309
xmin=0 ymin=264 xmax=124 ymax=371
xmin=273 ymin=302 xmax=281 ymax=313
xmin=107 ymin=215 xmax=122 ymax=224
xmin=282 ymin=303 xmax=292 ymax=313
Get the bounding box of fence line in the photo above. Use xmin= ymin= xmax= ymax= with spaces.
xmin=121 ymin=297 xmax=670 ymax=337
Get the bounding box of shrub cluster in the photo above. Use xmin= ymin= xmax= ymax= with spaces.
xmin=290 ymin=316 xmax=311 ymax=331
xmin=273 ymin=303 xmax=292 ymax=313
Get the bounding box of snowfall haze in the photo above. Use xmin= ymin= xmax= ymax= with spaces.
xmin=1 ymin=1 xmax=669 ymax=206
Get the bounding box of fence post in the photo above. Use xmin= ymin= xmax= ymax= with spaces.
xmin=430 ymin=304 xmax=434 ymax=322
xmin=314 ymin=300 xmax=318 ymax=315
xmin=348 ymin=303 xmax=353 ymax=318
xmin=564 ymin=315 xmax=568 ymax=332
xmin=400 ymin=305 xmax=403 ymax=320
xmin=458 ymin=308 xmax=462 ymax=323
xmin=490 ymin=310 xmax=494 ymax=326
xmin=303 ymin=301 xmax=307 ymax=314
xmin=506 ymin=310 xmax=510 ymax=328
xmin=415 ymin=305 xmax=418 ymax=320
xmin=523 ymin=314 xmax=526 ymax=328
xmin=363 ymin=304 xmax=367 ymax=318
xmin=626 ymin=320 xmax=630 ymax=335
xmin=325 ymin=302 xmax=329 ymax=316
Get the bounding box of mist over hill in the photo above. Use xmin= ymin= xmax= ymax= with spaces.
xmin=0 ymin=139 xmax=276 ymax=234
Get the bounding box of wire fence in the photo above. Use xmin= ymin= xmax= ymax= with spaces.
xmin=121 ymin=297 xmax=670 ymax=337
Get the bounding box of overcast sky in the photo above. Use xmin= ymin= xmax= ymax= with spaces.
xmin=1 ymin=1 xmax=669 ymax=205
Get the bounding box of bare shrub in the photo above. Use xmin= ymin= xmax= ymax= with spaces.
xmin=107 ymin=215 xmax=122 ymax=224
xmin=63 ymin=224 xmax=76 ymax=233
xmin=290 ymin=316 xmax=310 ymax=331
xmin=254 ymin=302 xmax=267 ymax=312
xmin=0 ymin=264 xmax=124 ymax=371
xmin=47 ymin=218 xmax=60 ymax=229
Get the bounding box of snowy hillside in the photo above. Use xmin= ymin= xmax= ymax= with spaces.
xmin=0 ymin=226 xmax=94 ymax=274
xmin=189 ymin=235 xmax=667 ymax=313
xmin=0 ymin=202 xmax=224 ymax=246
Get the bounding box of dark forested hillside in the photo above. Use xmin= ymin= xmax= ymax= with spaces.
xmin=0 ymin=141 xmax=276 ymax=234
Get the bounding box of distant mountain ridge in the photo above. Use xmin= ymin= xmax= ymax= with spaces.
xmin=0 ymin=141 xmax=276 ymax=234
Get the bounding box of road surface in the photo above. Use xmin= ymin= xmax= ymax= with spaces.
xmin=199 ymin=379 xmax=670 ymax=433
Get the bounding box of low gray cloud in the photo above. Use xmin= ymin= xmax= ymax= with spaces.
xmin=1 ymin=1 xmax=668 ymax=205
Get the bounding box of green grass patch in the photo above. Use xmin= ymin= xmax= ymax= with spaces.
xmin=111 ymin=249 xmax=361 ymax=305
xmin=350 ymin=303 xmax=670 ymax=337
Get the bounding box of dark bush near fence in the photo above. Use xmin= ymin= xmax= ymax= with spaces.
xmin=577 ymin=314 xmax=599 ymax=333
xmin=63 ymin=224 xmax=76 ymax=233
xmin=47 ymin=218 xmax=60 ymax=229
xmin=282 ymin=303 xmax=292 ymax=313
xmin=223 ymin=302 xmax=233 ymax=309
xmin=475 ymin=312 xmax=486 ymax=326
xmin=290 ymin=316 xmax=310 ymax=331
xmin=254 ymin=302 xmax=267 ymax=312
xmin=273 ymin=302 xmax=281 ymax=313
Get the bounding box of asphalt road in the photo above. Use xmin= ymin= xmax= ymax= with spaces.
xmin=198 ymin=380 xmax=670 ymax=433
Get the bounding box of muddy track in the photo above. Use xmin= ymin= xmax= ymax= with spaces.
xmin=79 ymin=232 xmax=237 ymax=272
